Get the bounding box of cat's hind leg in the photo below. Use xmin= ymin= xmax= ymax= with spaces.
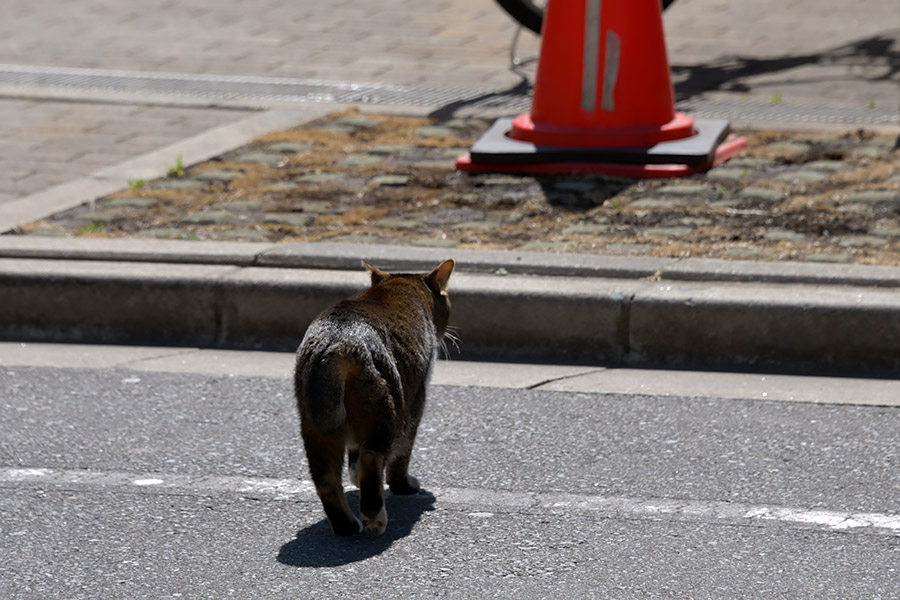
xmin=386 ymin=449 xmax=421 ymax=495
xmin=347 ymin=447 xmax=360 ymax=487
xmin=386 ymin=386 xmax=423 ymax=496
xmin=357 ymin=449 xmax=388 ymax=534
xmin=301 ymin=424 xmax=361 ymax=536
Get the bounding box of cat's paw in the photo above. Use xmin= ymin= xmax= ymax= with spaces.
xmin=348 ymin=463 xmax=359 ymax=487
xmin=361 ymin=507 xmax=388 ymax=535
xmin=389 ymin=474 xmax=420 ymax=495
xmin=330 ymin=515 xmax=363 ymax=536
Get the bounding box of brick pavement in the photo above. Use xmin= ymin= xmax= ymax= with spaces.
xmin=0 ymin=99 xmax=247 ymax=202
xmin=1 ymin=0 xmax=894 ymax=99
xmin=0 ymin=0 xmax=896 ymax=213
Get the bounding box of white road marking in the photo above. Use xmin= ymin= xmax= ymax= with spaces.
xmin=2 ymin=466 xmax=898 ymax=536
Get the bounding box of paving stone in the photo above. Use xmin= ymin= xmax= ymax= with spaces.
xmin=504 ymin=211 xmax=526 ymax=224
xmin=261 ymin=212 xmax=316 ymax=227
xmin=424 ymin=207 xmax=485 ymax=225
xmin=886 ymin=173 xmax=900 ymax=183
xmin=764 ymin=229 xmax=808 ymax=242
xmin=679 ymin=217 xmax=714 ymax=226
xmin=851 ymin=145 xmax=892 ymax=159
xmin=293 ymin=200 xmax=336 ymax=213
xmin=738 ymin=187 xmax=786 ymax=202
xmin=265 ymin=142 xmax=315 ymax=154
xmin=294 ymin=172 xmax=343 ymax=184
xmin=138 ymin=228 xmax=199 ymax=240
xmin=23 ymin=230 xmax=71 ymax=238
xmin=837 ymin=203 xmax=870 ymax=214
xmin=179 ymin=210 xmax=233 ymax=225
xmin=338 ymin=154 xmax=384 ymax=167
xmin=218 ymin=229 xmax=271 ymax=242
xmin=322 ymin=125 xmax=357 ymax=135
xmin=723 ymin=247 xmax=763 ymax=258
xmin=333 ymin=116 xmax=381 ymax=130
xmin=374 ymin=218 xmax=422 ymax=230
xmin=838 ymin=235 xmax=889 ymax=248
xmin=727 ymin=157 xmax=778 ymax=168
xmin=705 ymin=168 xmax=749 ymax=181
xmin=797 ymin=134 xmax=843 ymax=145
xmin=766 ymin=141 xmax=811 ymax=156
xmin=416 ymin=125 xmax=457 ymax=138
xmin=194 ymin=169 xmax=244 ymax=183
xmin=844 ymin=190 xmax=899 ymax=203
xmin=366 ymin=144 xmax=414 ymax=155
xmin=518 ymin=241 xmax=576 ymax=251
xmin=710 ymin=199 xmax=741 ymax=208
xmin=872 ymin=224 xmax=900 ymax=237
xmin=326 ymin=234 xmax=387 ymax=244
xmin=106 ymin=197 xmax=160 ymax=209
xmin=441 ymin=118 xmax=484 ymax=132
xmin=265 ymin=181 xmax=300 ymax=192
xmin=233 ymin=151 xmax=286 ymax=166
xmin=630 ymin=198 xmax=678 ymax=209
xmin=657 ymin=183 xmax=710 ymax=197
xmin=605 ymin=242 xmax=653 ymax=254
xmin=773 ymin=170 xmax=829 ymax=183
xmin=218 ymin=200 xmax=265 ymax=212
xmin=452 ymin=221 xmax=496 ymax=231
xmin=804 ymin=160 xmax=851 ymax=172
xmin=863 ymin=136 xmax=898 ymax=148
xmin=369 ymin=175 xmax=412 ymax=187
xmin=412 ymin=159 xmax=454 ymax=169
xmin=72 ymin=210 xmax=117 ymax=224
xmin=563 ymin=223 xmax=611 ymax=235
xmin=804 ymin=253 xmax=854 ymax=263
xmin=644 ymin=226 xmax=694 ymax=237
xmin=410 ymin=237 xmax=460 ymax=248
xmin=150 ymin=178 xmax=208 ymax=191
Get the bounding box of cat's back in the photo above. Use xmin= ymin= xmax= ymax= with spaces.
xmin=299 ymin=299 xmax=385 ymax=359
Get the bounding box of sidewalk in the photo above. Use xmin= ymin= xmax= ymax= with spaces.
xmin=0 ymin=0 xmax=898 ymax=374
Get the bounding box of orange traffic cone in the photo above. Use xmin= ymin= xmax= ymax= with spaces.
xmin=457 ymin=0 xmax=746 ymax=177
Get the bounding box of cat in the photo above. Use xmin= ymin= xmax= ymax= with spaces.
xmin=294 ymin=259 xmax=455 ymax=535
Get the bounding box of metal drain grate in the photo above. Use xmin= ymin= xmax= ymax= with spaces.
xmin=0 ymin=63 xmax=896 ymax=125
xmin=0 ymin=64 xmax=534 ymax=113
xmin=678 ymin=95 xmax=899 ymax=127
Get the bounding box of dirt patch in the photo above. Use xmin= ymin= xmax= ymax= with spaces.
xmin=18 ymin=109 xmax=900 ymax=265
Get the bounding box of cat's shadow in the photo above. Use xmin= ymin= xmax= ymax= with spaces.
xmin=277 ymin=489 xmax=436 ymax=567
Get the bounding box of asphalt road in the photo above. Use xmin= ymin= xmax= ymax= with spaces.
xmin=2 ymin=364 xmax=899 ymax=598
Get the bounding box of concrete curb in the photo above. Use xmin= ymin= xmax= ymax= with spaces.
xmin=3 ymin=237 xmax=900 ymax=287
xmin=1 ymin=238 xmax=899 ymax=375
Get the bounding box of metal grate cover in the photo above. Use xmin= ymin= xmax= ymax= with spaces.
xmin=0 ymin=63 xmax=896 ymax=125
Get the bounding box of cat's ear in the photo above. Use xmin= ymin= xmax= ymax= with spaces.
xmin=362 ymin=260 xmax=389 ymax=286
xmin=426 ymin=259 xmax=455 ymax=294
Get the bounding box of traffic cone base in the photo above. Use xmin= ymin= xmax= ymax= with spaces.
xmin=510 ymin=112 xmax=697 ymax=149
xmin=455 ymin=134 xmax=746 ymax=178
xmin=456 ymin=116 xmax=746 ymax=178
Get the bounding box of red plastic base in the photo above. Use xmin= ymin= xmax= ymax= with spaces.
xmin=455 ymin=135 xmax=748 ymax=178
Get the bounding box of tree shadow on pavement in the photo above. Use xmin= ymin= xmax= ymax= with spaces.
xmin=672 ymin=33 xmax=899 ymax=100
xmin=276 ymin=489 xmax=436 ymax=567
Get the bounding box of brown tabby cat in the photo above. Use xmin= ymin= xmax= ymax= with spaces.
xmin=294 ymin=259 xmax=455 ymax=535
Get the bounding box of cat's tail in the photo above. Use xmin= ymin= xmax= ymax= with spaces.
xmin=298 ymin=353 xmax=352 ymax=433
